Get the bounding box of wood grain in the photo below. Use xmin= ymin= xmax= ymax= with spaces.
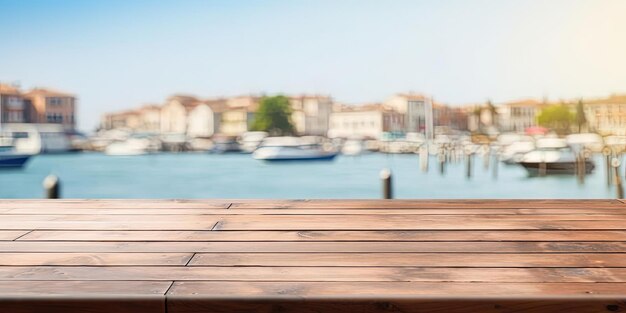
xmin=23 ymin=230 xmax=626 ymax=242
xmin=2 ymin=241 xmax=626 ymax=252
xmin=2 ymin=199 xmax=626 ymax=313
xmin=0 ymin=253 xmax=193 ymax=266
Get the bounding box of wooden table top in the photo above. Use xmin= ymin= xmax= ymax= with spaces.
xmin=1 ymin=199 xmax=626 ymax=313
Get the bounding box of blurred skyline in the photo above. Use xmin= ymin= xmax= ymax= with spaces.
xmin=1 ymin=0 xmax=626 ymax=131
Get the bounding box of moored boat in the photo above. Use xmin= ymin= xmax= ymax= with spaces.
xmin=0 ymin=145 xmax=32 ymax=169
xmin=253 ymin=137 xmax=338 ymax=161
xmin=518 ymin=138 xmax=595 ymax=175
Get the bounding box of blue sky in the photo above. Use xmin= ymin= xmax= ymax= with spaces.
xmin=1 ymin=0 xmax=626 ymax=131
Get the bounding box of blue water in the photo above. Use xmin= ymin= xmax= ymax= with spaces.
xmin=0 ymin=153 xmax=620 ymax=199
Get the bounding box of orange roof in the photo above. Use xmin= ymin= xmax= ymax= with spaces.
xmin=0 ymin=84 xmax=21 ymax=95
xmin=586 ymin=94 xmax=626 ymax=105
xmin=504 ymin=99 xmax=544 ymax=107
xmin=394 ymin=92 xmax=429 ymax=101
xmin=25 ymin=88 xmax=75 ymax=98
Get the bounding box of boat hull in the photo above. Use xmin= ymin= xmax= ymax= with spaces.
xmin=520 ymin=161 xmax=595 ymax=175
xmin=0 ymin=154 xmax=31 ymax=169
xmin=260 ymin=153 xmax=338 ymax=162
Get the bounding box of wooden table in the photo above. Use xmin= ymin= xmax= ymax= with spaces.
xmin=1 ymin=199 xmax=626 ymax=312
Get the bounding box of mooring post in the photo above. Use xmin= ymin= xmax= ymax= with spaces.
xmin=577 ymin=151 xmax=585 ymax=185
xmin=419 ymin=145 xmax=428 ymax=173
xmin=603 ymin=148 xmax=612 ymax=187
xmin=483 ymin=145 xmax=490 ymax=170
xmin=380 ymin=168 xmax=392 ymax=199
xmin=612 ymin=158 xmax=624 ymax=199
xmin=438 ymin=149 xmax=445 ymax=175
xmin=492 ymin=151 xmax=498 ymax=179
xmin=43 ymin=175 xmax=61 ymax=199
xmin=466 ymin=152 xmax=472 ymax=179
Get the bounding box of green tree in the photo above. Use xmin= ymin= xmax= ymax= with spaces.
xmin=537 ymin=104 xmax=575 ymax=134
xmin=575 ymin=99 xmax=587 ymax=133
xmin=251 ymin=95 xmax=295 ymax=136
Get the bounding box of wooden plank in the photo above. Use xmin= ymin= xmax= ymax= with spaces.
xmin=8 ymin=208 xmax=626 ymax=215
xmin=230 ymin=199 xmax=624 ymax=209
xmin=166 ymin=297 xmax=626 ymax=313
xmin=0 ymin=230 xmax=30 ymax=241
xmin=3 ymin=266 xmax=626 ymax=282
xmin=189 ymin=253 xmax=626 ymax=267
xmin=0 ymin=199 xmax=230 ymax=209
xmin=0 ymin=253 xmax=193 ymax=266
xmin=0 ymin=281 xmax=172 ymax=295
xmin=167 ymin=281 xmax=626 ymax=296
xmin=2 ymin=241 xmax=625 ymax=253
xmin=216 ymin=215 xmax=626 ymax=230
xmin=0 ymin=297 xmax=165 ymax=313
xmin=0 ymin=215 xmax=219 ymax=230
xmin=24 ymin=230 xmax=626 ymax=242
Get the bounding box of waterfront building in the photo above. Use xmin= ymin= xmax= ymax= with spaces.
xmin=497 ymin=99 xmax=544 ymax=132
xmin=187 ymin=99 xmax=226 ymax=138
xmin=0 ymin=83 xmax=26 ymax=125
xmin=101 ymin=104 xmax=163 ymax=133
xmin=433 ymin=103 xmax=468 ymax=132
xmin=384 ymin=93 xmax=434 ymax=139
xmin=289 ymin=95 xmax=333 ymax=136
xmin=23 ymin=88 xmax=77 ymax=130
xmin=583 ymin=94 xmax=626 ymax=135
xmin=220 ymin=95 xmax=260 ymax=136
xmin=160 ymin=95 xmax=201 ymax=135
xmin=160 ymin=95 xmax=227 ymax=137
xmin=328 ymin=103 xmax=404 ymax=139
xmin=101 ymin=110 xmax=141 ymax=130
xmin=137 ymin=104 xmax=161 ymax=133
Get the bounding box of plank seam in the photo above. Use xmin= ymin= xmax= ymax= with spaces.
xmin=12 ymin=230 xmax=34 ymax=241
xmin=164 ymin=281 xmax=175 ymax=313
xmin=185 ymin=253 xmax=196 ymax=266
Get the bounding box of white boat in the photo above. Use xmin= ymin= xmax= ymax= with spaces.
xmin=239 ymin=131 xmax=268 ymax=153
xmin=499 ymin=139 xmax=535 ymax=164
xmin=105 ymin=138 xmax=154 ymax=156
xmin=566 ymin=133 xmax=604 ymax=152
xmin=253 ymin=137 xmax=338 ymax=161
xmin=0 ymin=123 xmax=72 ymax=154
xmin=341 ymin=139 xmax=367 ymax=156
xmin=518 ymin=138 xmax=594 ymax=175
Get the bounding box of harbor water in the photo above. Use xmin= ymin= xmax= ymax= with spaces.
xmin=0 ymin=152 xmax=621 ymax=199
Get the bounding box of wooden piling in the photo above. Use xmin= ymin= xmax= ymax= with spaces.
xmin=43 ymin=175 xmax=61 ymax=199
xmin=612 ymin=158 xmax=624 ymax=199
xmin=419 ymin=146 xmax=428 ymax=172
xmin=380 ymin=169 xmax=392 ymax=199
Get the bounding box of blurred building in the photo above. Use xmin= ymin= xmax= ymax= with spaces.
xmin=584 ymin=94 xmax=626 ymax=135
xmin=0 ymin=84 xmax=26 ymax=125
xmin=160 ymin=95 xmax=225 ymax=137
xmin=289 ymin=95 xmax=333 ymax=136
xmin=328 ymin=103 xmax=404 ymax=139
xmin=497 ymin=99 xmax=544 ymax=132
xmin=384 ymin=93 xmax=434 ymax=139
xmin=187 ymin=99 xmax=226 ymax=138
xmin=24 ymin=88 xmax=77 ymax=130
xmin=433 ymin=103 xmax=468 ymax=132
xmin=101 ymin=104 xmax=162 ymax=132
xmin=220 ymin=95 xmax=260 ymax=136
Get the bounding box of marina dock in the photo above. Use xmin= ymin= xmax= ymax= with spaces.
xmin=1 ymin=199 xmax=626 ymax=312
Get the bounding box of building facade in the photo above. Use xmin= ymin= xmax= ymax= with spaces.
xmin=384 ymin=93 xmax=434 ymax=139
xmin=24 ymin=88 xmax=77 ymax=130
xmin=497 ymin=99 xmax=544 ymax=132
xmin=584 ymin=94 xmax=626 ymax=135
xmin=289 ymin=95 xmax=333 ymax=136
xmin=328 ymin=104 xmax=404 ymax=139
xmin=0 ymin=84 xmax=26 ymax=125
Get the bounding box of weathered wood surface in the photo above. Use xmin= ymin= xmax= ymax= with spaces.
xmin=1 ymin=199 xmax=626 ymax=313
